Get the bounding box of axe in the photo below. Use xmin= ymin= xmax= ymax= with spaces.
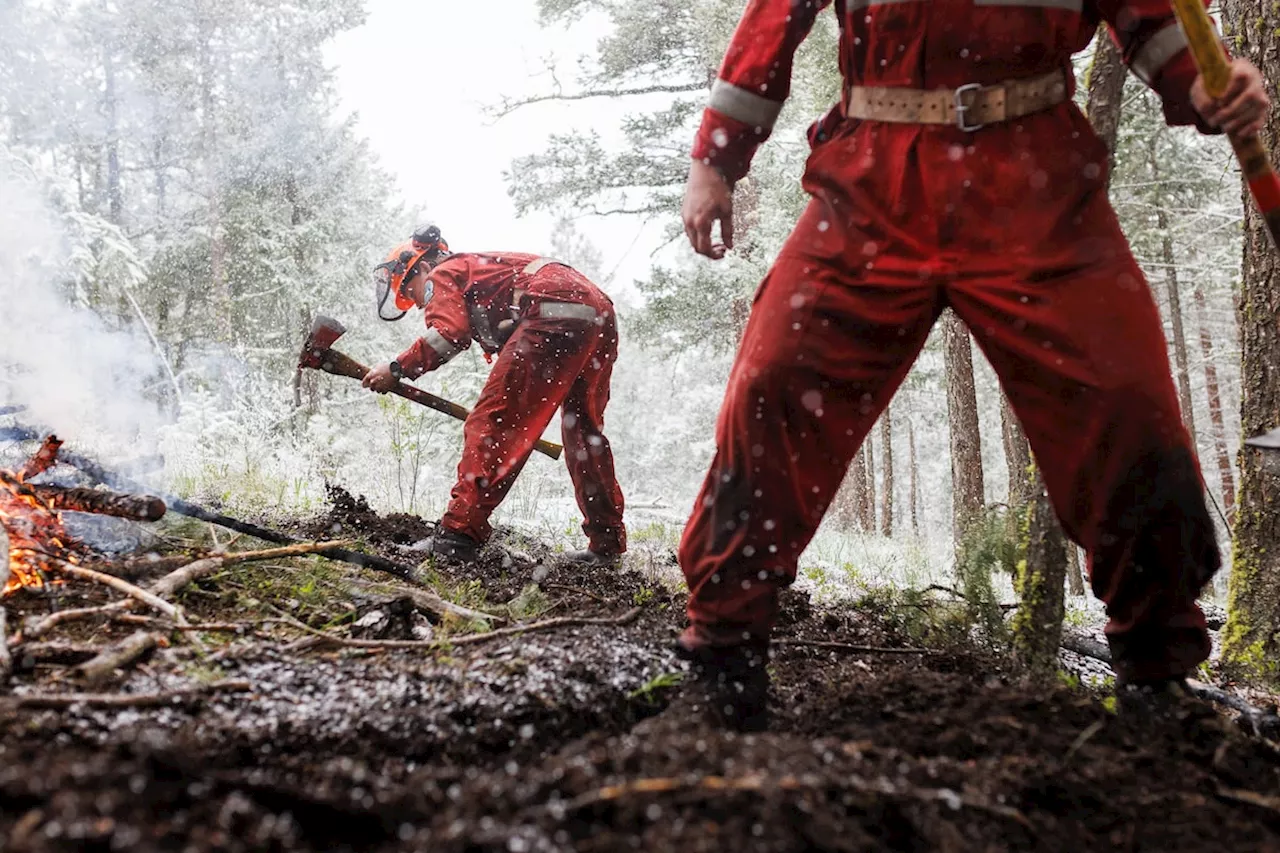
xmin=1246 ymin=428 xmax=1280 ymax=451
xmin=298 ymin=315 xmax=564 ymax=460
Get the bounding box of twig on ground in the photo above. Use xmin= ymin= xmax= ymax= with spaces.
xmin=9 ymin=642 xmax=102 ymax=667
xmin=774 ymin=639 xmax=935 ymax=655
xmin=1 ymin=679 xmax=252 ymax=709
xmin=547 ymin=772 xmax=1033 ymax=830
xmin=149 ymin=540 xmax=356 ymax=597
xmin=73 ymin=631 xmax=159 ymax=685
xmin=1216 ymin=784 xmax=1280 ymax=815
xmin=48 ymin=559 xmax=183 ymax=622
xmin=540 ymin=582 xmax=614 ymax=604
xmin=20 ymin=603 xmax=130 ymax=641
xmin=281 ymin=606 xmax=643 ymax=651
xmin=403 ymin=586 xmax=509 ymax=626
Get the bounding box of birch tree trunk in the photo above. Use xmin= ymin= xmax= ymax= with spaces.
xmin=880 ymin=405 xmax=894 ymax=536
xmin=909 ymin=418 xmax=921 ymax=537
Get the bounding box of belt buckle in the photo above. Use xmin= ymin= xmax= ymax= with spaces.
xmin=953 ymin=82 xmax=985 ymax=132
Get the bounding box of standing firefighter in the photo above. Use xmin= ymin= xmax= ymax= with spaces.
xmin=677 ymin=2 xmax=1269 ymax=729
xmin=364 ymin=225 xmax=626 ymax=565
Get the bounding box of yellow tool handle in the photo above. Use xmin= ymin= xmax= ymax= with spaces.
xmin=1168 ymin=0 xmax=1231 ymax=96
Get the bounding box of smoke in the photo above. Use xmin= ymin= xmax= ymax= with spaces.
xmin=0 ymin=156 xmax=167 ymax=459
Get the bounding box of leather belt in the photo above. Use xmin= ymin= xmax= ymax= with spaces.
xmin=844 ymin=69 xmax=1069 ymax=132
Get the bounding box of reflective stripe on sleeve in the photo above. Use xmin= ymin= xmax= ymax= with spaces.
xmin=537 ymin=302 xmax=598 ymax=322
xmin=423 ymin=327 xmax=462 ymax=363
xmin=1131 ymin=23 xmax=1191 ymax=85
xmin=708 ymin=79 xmax=784 ymax=129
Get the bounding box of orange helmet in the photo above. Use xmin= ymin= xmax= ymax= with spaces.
xmin=373 ymin=227 xmax=450 ymax=321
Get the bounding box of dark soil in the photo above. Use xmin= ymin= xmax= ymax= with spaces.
xmin=3 ymin=491 xmax=1280 ymax=852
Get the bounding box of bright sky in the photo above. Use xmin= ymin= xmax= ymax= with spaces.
xmin=326 ymin=0 xmax=677 ymax=299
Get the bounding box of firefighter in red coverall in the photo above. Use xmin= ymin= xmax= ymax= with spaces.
xmin=675 ymin=1 xmax=1270 ymax=729
xmin=363 ymin=226 xmax=626 ymax=565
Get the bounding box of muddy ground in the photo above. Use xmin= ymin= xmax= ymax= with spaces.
xmin=3 ymin=492 xmax=1280 ymax=852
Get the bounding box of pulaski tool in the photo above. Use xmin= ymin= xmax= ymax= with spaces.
xmin=297 ymin=315 xmax=565 ymax=461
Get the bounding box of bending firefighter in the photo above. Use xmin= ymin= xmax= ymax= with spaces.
xmin=676 ymin=0 xmax=1269 ymax=730
xmin=364 ymin=225 xmax=627 ymax=565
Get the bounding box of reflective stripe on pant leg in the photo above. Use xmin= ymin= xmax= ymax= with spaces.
xmin=561 ymin=311 xmax=625 ymax=555
xmin=677 ymin=238 xmax=939 ymax=647
xmin=442 ymin=317 xmax=601 ymax=542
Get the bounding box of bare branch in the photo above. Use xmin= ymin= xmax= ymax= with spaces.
xmin=490 ymin=81 xmax=707 ymax=119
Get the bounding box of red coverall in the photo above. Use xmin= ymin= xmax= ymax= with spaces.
xmin=395 ymin=253 xmax=626 ymax=555
xmin=680 ymin=0 xmax=1221 ymax=681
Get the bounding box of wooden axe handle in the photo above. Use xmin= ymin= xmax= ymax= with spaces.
xmin=1169 ymin=0 xmax=1280 ymax=247
xmin=309 ymin=348 xmax=564 ymax=460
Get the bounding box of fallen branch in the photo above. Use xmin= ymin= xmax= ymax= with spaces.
xmin=5 ymin=429 xmax=425 ymax=582
xmin=18 ymin=434 xmax=62 ymax=480
xmin=285 ymin=606 xmax=642 ymax=651
xmin=774 ymin=639 xmax=935 ymax=655
xmin=1060 ymin=633 xmax=1113 ymax=663
xmin=10 ymin=641 xmax=102 ymax=668
xmin=548 ymin=772 xmax=1032 ymax=830
xmin=29 ymin=484 xmax=166 ymax=521
xmin=1 ymin=679 xmax=252 ymax=709
xmin=149 ymin=540 xmax=355 ymax=598
xmin=20 ymin=603 xmax=130 ymax=641
xmin=73 ymin=631 xmax=159 ymax=685
xmin=403 ymin=586 xmax=509 ymax=626
xmin=1216 ymin=784 xmax=1280 ymax=815
xmin=47 ymin=559 xmax=182 ymax=622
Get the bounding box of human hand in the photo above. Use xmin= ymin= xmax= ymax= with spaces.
xmin=362 ymin=363 xmax=398 ymax=393
xmin=1192 ymin=57 xmax=1271 ymax=137
xmin=682 ymin=160 xmax=734 ymax=259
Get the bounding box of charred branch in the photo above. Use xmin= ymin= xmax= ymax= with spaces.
xmin=29 ymin=485 xmax=166 ymax=521
xmin=19 ymin=435 xmax=63 ymax=481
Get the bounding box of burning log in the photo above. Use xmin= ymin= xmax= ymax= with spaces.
xmin=18 ymin=435 xmax=62 ymax=481
xmin=28 ymin=485 xmax=166 ymax=522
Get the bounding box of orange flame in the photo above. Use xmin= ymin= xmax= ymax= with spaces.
xmin=1 ymin=469 xmax=78 ymax=595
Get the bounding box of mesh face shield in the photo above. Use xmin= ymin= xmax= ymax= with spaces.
xmin=373 ymin=263 xmax=407 ymax=322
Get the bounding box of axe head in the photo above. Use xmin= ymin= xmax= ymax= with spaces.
xmin=299 ymin=315 xmax=347 ymax=370
xmin=1245 ymin=427 xmax=1280 ymax=451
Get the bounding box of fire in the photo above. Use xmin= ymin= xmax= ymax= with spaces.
xmin=0 ymin=468 xmax=78 ymax=594
xmin=1 ymin=435 xmax=81 ymax=595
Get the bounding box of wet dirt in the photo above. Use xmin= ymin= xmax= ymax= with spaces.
xmin=3 ymin=492 xmax=1280 ymax=852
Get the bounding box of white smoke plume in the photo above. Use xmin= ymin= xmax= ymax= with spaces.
xmin=0 ymin=156 xmax=167 ymax=459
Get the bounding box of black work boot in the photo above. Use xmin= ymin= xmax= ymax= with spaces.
xmin=1115 ymin=675 xmax=1204 ymax=721
xmin=420 ymin=529 xmax=481 ymax=562
xmin=673 ymin=639 xmax=771 ymax=733
xmin=560 ymin=549 xmax=621 ymax=567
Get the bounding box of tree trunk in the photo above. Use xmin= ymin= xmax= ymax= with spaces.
xmin=1067 ymin=544 xmax=1086 ymax=596
xmin=1194 ymin=283 xmax=1237 ymax=517
xmin=103 ymin=47 xmax=123 ymax=227
xmin=864 ymin=434 xmax=878 ymax=533
xmin=1000 ymin=395 xmax=1035 ymax=510
xmin=198 ymin=30 xmax=232 ymax=344
xmin=1013 ymin=470 xmax=1068 ymax=678
xmin=1150 ymin=142 xmax=1198 ymax=449
xmin=1220 ymin=0 xmax=1280 ymax=678
xmin=943 ymin=310 xmax=985 ymax=556
xmin=880 ymin=405 xmax=894 ymax=536
xmin=834 ymin=449 xmax=872 ymax=533
xmin=908 ymin=418 xmax=921 ymax=537
xmin=1084 ymin=25 xmax=1127 ymax=165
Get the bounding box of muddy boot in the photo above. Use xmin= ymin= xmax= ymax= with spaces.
xmin=672 ymin=640 xmax=771 ymax=733
xmin=1115 ymin=676 xmax=1206 ymax=721
xmin=417 ymin=529 xmax=480 ymax=562
xmin=560 ymin=549 xmax=620 ymax=567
